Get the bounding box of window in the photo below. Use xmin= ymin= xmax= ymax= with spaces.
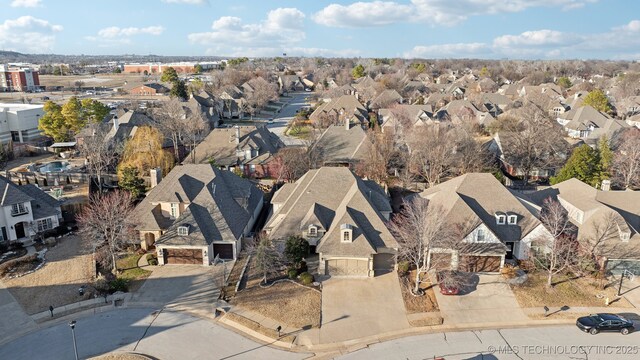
xmin=620 ymin=232 xmax=630 ymax=242
xmin=495 ymin=214 xmax=506 ymax=225
xmin=340 ymin=224 xmax=352 ymax=243
xmin=37 ymin=218 xmax=53 ymax=232
xmin=476 ymin=228 xmax=485 ymax=242
xmin=170 ymin=203 xmax=178 ymax=219
xmin=508 ymin=215 xmax=517 ymax=225
xmin=11 ymin=203 xmax=28 ymax=216
xmin=177 ymin=225 xmax=189 ymax=236
xmin=308 ymin=225 xmax=317 ymax=237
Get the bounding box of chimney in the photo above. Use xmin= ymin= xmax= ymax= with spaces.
xmin=344 ymin=116 xmax=350 ymax=130
xmin=235 ymin=125 xmax=240 ymax=145
xmin=601 ymin=179 xmax=611 ymax=191
xmin=113 ymin=115 xmax=119 ymax=131
xmin=150 ymin=167 xmax=162 ymax=188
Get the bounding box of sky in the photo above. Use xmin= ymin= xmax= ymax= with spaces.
xmin=1 ymin=0 xmax=640 ymax=59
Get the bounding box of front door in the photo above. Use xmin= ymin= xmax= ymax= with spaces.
xmin=14 ymin=222 xmax=25 ymax=239
xmin=505 ymin=242 xmax=514 ymax=260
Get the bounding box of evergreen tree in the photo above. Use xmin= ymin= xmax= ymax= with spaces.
xmin=170 ymin=80 xmax=188 ymax=100
xmin=596 ymin=136 xmax=613 ymax=183
xmin=582 ymin=89 xmax=612 ymax=114
xmin=557 ymin=76 xmax=572 ymax=89
xmin=160 ymin=66 xmax=179 ymax=83
xmin=352 ymin=64 xmax=365 ymax=79
xmin=118 ymin=167 xmax=146 ymax=199
xmin=551 ymin=144 xmax=599 ymax=186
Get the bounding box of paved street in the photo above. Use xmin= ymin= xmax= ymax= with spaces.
xmin=267 ymin=92 xmax=312 ymax=146
xmin=338 ymin=324 xmax=640 ymax=360
xmin=0 ymin=308 xmax=307 ymax=360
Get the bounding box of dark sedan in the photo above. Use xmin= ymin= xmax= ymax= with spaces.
xmin=576 ymin=313 xmax=634 ymax=335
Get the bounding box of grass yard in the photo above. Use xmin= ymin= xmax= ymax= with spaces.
xmin=400 ymin=270 xmax=439 ymax=313
xmin=511 ymin=272 xmax=634 ymax=308
xmin=3 ymin=235 xmax=94 ymax=315
xmin=116 ymin=253 xmax=151 ymax=292
xmin=232 ymin=281 xmax=321 ymax=329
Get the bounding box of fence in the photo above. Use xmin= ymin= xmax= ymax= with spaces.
xmin=6 ymin=171 xmax=118 ymax=187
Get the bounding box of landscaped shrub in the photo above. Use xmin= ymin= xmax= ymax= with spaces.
xmin=146 ymin=253 xmax=158 ymax=266
xmin=0 ymin=254 xmax=39 ymax=277
xmin=299 ymin=272 xmax=314 ymax=285
xmin=398 ymin=260 xmax=410 ymax=274
xmin=296 ymin=260 xmax=308 ymax=273
xmin=109 ymin=278 xmax=129 ymax=293
xmin=284 ymin=236 xmax=309 ymax=265
xmin=94 ymin=274 xmax=110 ymax=295
xmin=287 ymin=268 xmax=298 ymax=279
xmin=501 ymin=264 xmax=518 ymax=278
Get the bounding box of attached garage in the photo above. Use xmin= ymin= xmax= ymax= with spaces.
xmin=373 ymin=253 xmax=395 ymax=275
xmin=429 ymin=252 xmax=453 ymax=270
xmin=163 ymin=248 xmax=203 ymax=265
xmin=461 ymin=255 xmax=502 ymax=272
xmin=213 ymin=243 xmax=234 ymax=260
xmin=325 ymin=258 xmax=370 ymax=277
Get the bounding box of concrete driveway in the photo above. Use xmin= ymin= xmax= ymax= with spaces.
xmin=434 ymin=273 xmax=527 ymax=324
xmin=319 ymin=272 xmax=409 ymax=343
xmin=130 ymin=263 xmax=228 ymax=314
xmin=0 ymin=281 xmax=36 ymax=344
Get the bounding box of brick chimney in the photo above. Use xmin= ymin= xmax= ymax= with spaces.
xmin=601 ymin=179 xmax=611 ymax=191
xmin=344 ymin=116 xmax=350 ymax=130
xmin=150 ymin=167 xmax=162 ymax=188
xmin=113 ymin=115 xmax=119 ymax=131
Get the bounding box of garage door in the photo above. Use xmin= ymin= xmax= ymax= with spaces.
xmin=373 ymin=253 xmax=395 ymax=275
xmin=164 ymin=248 xmax=203 ymax=265
xmin=214 ymin=243 xmax=234 ymax=260
xmin=461 ymin=255 xmax=501 ymax=272
xmin=326 ymin=259 xmax=369 ymax=277
xmin=429 ymin=253 xmax=453 ymax=270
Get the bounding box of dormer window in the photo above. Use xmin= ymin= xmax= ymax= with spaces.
xmin=507 ymin=214 xmax=517 ymax=225
xmin=495 ymin=213 xmax=506 ymax=225
xmin=308 ymin=225 xmax=317 ymax=237
xmin=341 ymin=224 xmax=353 ymax=243
xmin=476 ymin=228 xmax=485 ymax=242
xmin=620 ymin=232 xmax=630 ymax=242
xmin=177 ymin=225 xmax=189 ymax=236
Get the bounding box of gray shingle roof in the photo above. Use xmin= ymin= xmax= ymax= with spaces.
xmin=0 ymin=176 xmax=34 ymax=206
xmin=315 ymin=124 xmax=370 ymax=165
xmin=133 ymin=164 xmax=263 ymax=245
xmin=266 ymin=167 xmax=396 ymax=257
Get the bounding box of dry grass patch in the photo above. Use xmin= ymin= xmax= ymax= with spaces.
xmin=4 ymin=235 xmax=94 ymax=314
xmin=90 ymin=353 xmax=152 ymax=360
xmin=224 ymin=312 xmax=296 ymax=343
xmin=232 ymin=281 xmax=321 ymax=329
xmin=511 ymin=272 xmax=634 ymax=308
xmin=400 ymin=270 xmax=439 ymax=313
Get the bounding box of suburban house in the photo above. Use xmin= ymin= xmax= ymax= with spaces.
xmin=518 ymin=178 xmax=640 ymax=275
xmin=370 ymin=89 xmax=403 ymax=110
xmin=183 ymin=125 xmax=283 ymax=178
xmin=314 ymin=118 xmax=370 ymax=167
xmin=419 ymin=173 xmax=552 ymax=272
xmin=0 ymin=103 xmax=44 ymax=144
xmin=557 ymin=105 xmax=630 ymax=142
xmin=187 ymin=90 xmax=223 ymax=127
xmin=309 ymin=95 xmax=369 ymax=128
xmin=264 ymin=167 xmax=397 ymax=277
xmin=0 ymin=176 xmax=62 ymax=242
xmin=278 ymin=75 xmax=305 ymax=93
xmin=128 ymin=83 xmax=169 ymax=96
xmin=378 ymin=104 xmax=432 ymax=134
xmin=131 ymin=164 xmax=263 ymax=264
xmin=219 ymin=86 xmax=245 ymax=119
xmin=107 ymin=109 xmax=155 ymax=143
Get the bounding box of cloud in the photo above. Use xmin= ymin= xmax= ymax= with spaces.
xmin=85 ymin=26 xmax=164 ymax=47
xmin=10 ymin=0 xmax=42 ymax=8
xmin=0 ymin=16 xmax=62 ymax=53
xmin=404 ymin=43 xmax=490 ymax=58
xmin=314 ymin=0 xmax=598 ymax=27
xmin=161 ymin=0 xmax=207 ymax=4
xmin=404 ymin=19 xmax=640 ymax=59
xmin=189 ymin=8 xmax=306 ymax=55
xmin=313 ymin=1 xmax=413 ymax=27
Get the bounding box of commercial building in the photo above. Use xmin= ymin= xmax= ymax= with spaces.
xmin=123 ymin=61 xmax=223 ymax=74
xmin=0 ymin=64 xmax=40 ymax=92
xmin=0 ymin=103 xmax=44 ymax=144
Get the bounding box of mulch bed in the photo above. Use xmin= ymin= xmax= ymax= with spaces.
xmin=399 ymin=270 xmax=439 ymax=313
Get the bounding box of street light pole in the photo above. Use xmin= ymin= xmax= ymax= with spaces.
xmin=69 ymin=320 xmax=79 ymax=360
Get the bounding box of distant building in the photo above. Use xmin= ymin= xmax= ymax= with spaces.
xmin=0 ymin=64 xmax=40 ymax=92
xmin=123 ymin=62 xmax=222 ymax=74
xmin=128 ymin=83 xmax=169 ymax=96
xmin=0 ymin=103 xmax=44 ymax=144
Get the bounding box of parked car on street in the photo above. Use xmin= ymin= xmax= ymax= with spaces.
xmin=576 ymin=314 xmax=634 ymax=335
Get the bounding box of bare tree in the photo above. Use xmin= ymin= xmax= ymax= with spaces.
xmin=356 ymin=129 xmax=396 ymax=185
xmin=182 ymin=112 xmax=208 ymax=163
xmin=244 ymin=77 xmax=278 ymax=117
xmin=78 ymin=123 xmax=120 ymax=190
xmin=612 ymin=128 xmax=640 ymax=190
xmin=151 ymin=98 xmax=186 ymax=160
xmin=533 ymin=198 xmax=577 ymax=288
xmin=388 ymin=197 xmax=453 ymax=295
xmin=274 ymin=147 xmax=309 ymax=182
xmin=408 ymin=125 xmax=456 ymax=188
xmin=495 ymin=106 xmax=568 ymax=184
xmin=579 ymin=211 xmax=625 ymax=287
xmin=248 ymin=235 xmax=284 ymax=285
xmin=77 ymin=190 xmax=136 ymax=274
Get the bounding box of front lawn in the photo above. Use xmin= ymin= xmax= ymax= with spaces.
xmin=116 ymin=253 xmax=151 ymax=292
xmin=511 ymin=272 xmax=634 ymax=308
